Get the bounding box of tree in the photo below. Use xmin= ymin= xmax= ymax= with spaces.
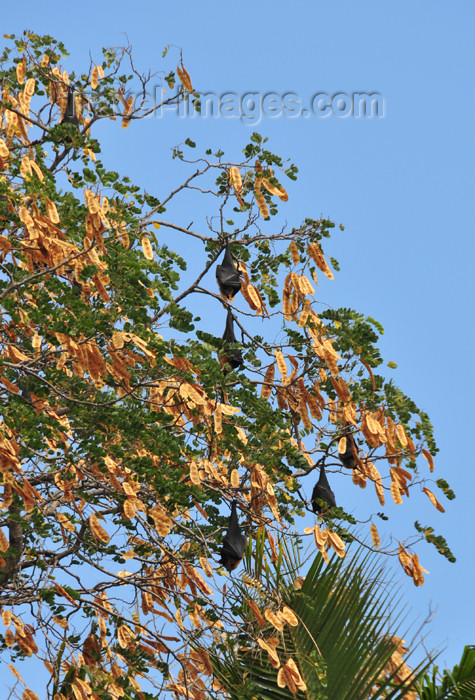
xmin=0 ymin=31 xmax=455 ymax=698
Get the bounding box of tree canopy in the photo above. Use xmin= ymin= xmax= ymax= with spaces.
xmin=0 ymin=32 xmax=455 ymax=699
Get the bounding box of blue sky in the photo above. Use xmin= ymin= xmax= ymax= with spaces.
xmin=2 ymin=0 xmax=474 ymax=681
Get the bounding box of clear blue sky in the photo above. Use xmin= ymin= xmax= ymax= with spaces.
xmin=2 ymin=0 xmax=474 ymax=681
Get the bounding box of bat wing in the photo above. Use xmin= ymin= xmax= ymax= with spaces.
xmin=312 ymin=467 xmax=336 ymax=512
xmin=228 ymin=350 xmax=244 ymax=370
xmin=61 ymin=87 xmax=79 ymax=126
xmin=216 ymin=244 xmax=241 ymax=299
xmin=222 ymin=310 xmax=243 ymax=370
xmin=223 ymin=309 xmax=237 ymax=343
xmin=216 ymin=267 xmax=242 ymax=299
xmin=220 ymin=534 xmax=246 ymax=571
xmin=220 ymin=501 xmax=246 ymax=570
xmin=312 ymin=484 xmax=336 ymax=512
xmin=221 ymin=533 xmax=246 ymax=560
xmin=339 ymin=434 xmax=358 ymax=469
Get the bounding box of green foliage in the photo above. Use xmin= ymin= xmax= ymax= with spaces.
xmin=414 ymin=522 xmax=456 ymax=563
xmin=418 ymin=646 xmax=475 ymax=699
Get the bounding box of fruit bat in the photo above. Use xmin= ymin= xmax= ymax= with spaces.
xmin=221 ymin=308 xmax=243 ymax=370
xmin=216 ymin=243 xmax=241 ymax=300
xmin=220 ymin=500 xmax=246 ymax=571
xmin=61 ymin=87 xmax=79 ymax=126
xmin=0 ymin=195 xmax=9 ymax=230
xmin=312 ymin=465 xmax=336 ymax=514
xmin=338 ymin=432 xmax=358 ymax=469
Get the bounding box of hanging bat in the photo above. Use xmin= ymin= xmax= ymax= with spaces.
xmin=216 ymin=243 xmax=241 ymax=300
xmin=338 ymin=432 xmax=358 ymax=469
xmin=221 ymin=308 xmax=243 ymax=370
xmin=61 ymin=87 xmax=79 ymax=126
xmin=312 ymin=465 xmax=336 ymax=514
xmin=220 ymin=500 xmax=246 ymax=571
xmin=0 ymin=195 xmax=10 ymax=231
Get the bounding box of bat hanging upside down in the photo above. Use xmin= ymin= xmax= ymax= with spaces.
xmin=61 ymin=87 xmax=79 ymax=126
xmin=312 ymin=464 xmax=337 ymax=514
xmin=338 ymin=432 xmax=359 ymax=470
xmin=220 ymin=500 xmax=246 ymax=571
xmin=221 ymin=308 xmax=243 ymax=371
xmin=216 ymin=243 xmax=242 ymax=300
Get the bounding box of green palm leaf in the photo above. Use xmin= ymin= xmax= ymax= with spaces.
xmin=418 ymin=645 xmax=475 ymax=699
xmin=210 ymin=541 xmax=432 ymax=700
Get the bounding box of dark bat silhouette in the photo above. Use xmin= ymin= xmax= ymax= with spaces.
xmin=0 ymin=195 xmax=9 ymax=230
xmin=216 ymin=243 xmax=241 ymax=300
xmin=61 ymin=87 xmax=79 ymax=126
xmin=220 ymin=500 xmax=246 ymax=571
xmin=338 ymin=432 xmax=358 ymax=469
xmin=312 ymin=465 xmax=336 ymax=514
xmin=221 ymin=308 xmax=243 ymax=370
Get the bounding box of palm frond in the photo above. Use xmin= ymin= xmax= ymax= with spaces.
xmin=418 ymin=645 xmax=475 ymax=699
xmin=210 ymin=541 xmax=433 ymax=700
